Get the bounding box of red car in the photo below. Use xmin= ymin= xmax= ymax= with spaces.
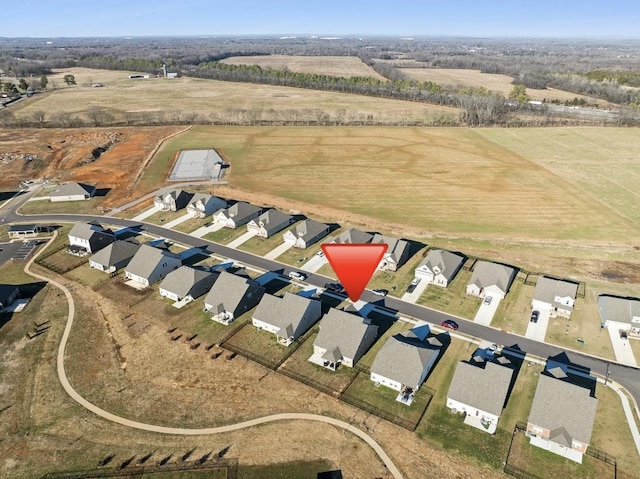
xmin=441 ymin=319 xmax=459 ymax=331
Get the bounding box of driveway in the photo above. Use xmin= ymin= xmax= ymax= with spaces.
xmin=131 ymin=205 xmax=160 ymax=222
xmin=607 ymin=327 xmax=638 ymax=367
xmin=190 ymin=222 xmax=225 ymax=238
xmin=227 ymin=230 xmax=257 ymax=249
xmin=163 ymin=212 xmax=192 ymax=229
xmin=400 ymin=280 xmax=430 ymax=304
xmin=301 ymin=253 xmax=328 ymax=272
xmin=264 ymin=241 xmax=293 ymax=260
xmin=473 ymin=296 xmax=501 ymax=326
xmin=524 ymin=308 xmax=551 ymax=342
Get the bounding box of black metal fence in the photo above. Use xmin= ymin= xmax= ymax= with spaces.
xmin=585 ymin=446 xmax=617 ymax=467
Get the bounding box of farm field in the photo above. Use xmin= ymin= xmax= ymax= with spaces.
xmin=11 ymin=67 xmax=457 ymax=125
xmin=220 ymin=54 xmax=387 ymax=80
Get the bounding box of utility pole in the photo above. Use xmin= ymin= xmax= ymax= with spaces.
xmin=605 ymin=363 xmax=611 ymax=385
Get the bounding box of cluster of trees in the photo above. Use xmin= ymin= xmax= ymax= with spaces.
xmin=585 ymin=70 xmax=640 ymax=87
xmin=0 ymin=74 xmax=48 ymax=94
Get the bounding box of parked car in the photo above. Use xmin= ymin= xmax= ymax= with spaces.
xmin=441 ymin=319 xmax=459 ymax=331
xmin=288 ymin=271 xmax=306 ymax=281
xmin=483 ymin=296 xmax=492 ymax=305
xmin=324 ymin=282 xmax=344 ymax=293
xmin=410 ymin=277 xmax=421 ymax=287
xmin=406 ymin=283 xmax=416 ymax=293
xmin=316 ymin=250 xmax=325 ymax=258
xmin=372 ymin=289 xmax=388 ymax=297
xmin=620 ymin=330 xmax=628 ymax=340
xmin=530 ymin=310 xmax=540 ymax=323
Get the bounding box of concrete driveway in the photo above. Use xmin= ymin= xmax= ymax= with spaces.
xmin=264 ymin=241 xmax=293 ymax=260
xmin=190 ymin=222 xmax=225 ymax=238
xmin=473 ymin=296 xmax=501 ymax=326
xmin=607 ymin=327 xmax=638 ymax=367
xmin=401 ymin=280 xmax=430 ymax=303
xmin=131 ymin=205 xmax=160 ymax=222
xmin=226 ymin=230 xmax=257 ymax=249
xmin=301 ymin=253 xmax=328 ymax=272
xmin=163 ymin=212 xmax=192 ymax=229
xmin=524 ymin=308 xmax=551 ymax=342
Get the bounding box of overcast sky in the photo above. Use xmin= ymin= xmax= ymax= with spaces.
xmin=3 ymin=0 xmax=639 ymax=38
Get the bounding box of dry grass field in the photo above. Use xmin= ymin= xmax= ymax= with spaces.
xmin=400 ymin=67 xmax=605 ymax=103
xmin=220 ymin=55 xmax=387 ymax=80
xmin=11 ymin=67 xmax=456 ymax=125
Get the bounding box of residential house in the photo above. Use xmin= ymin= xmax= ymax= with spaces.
xmin=204 ymin=271 xmax=265 ymax=325
xmin=283 ymin=219 xmax=331 ymax=249
xmin=49 ymin=182 xmax=96 ymax=202
xmin=213 ymin=202 xmax=262 ymax=229
xmin=414 ymin=249 xmax=465 ymax=287
xmin=446 ymin=356 xmax=514 ymax=434
xmin=89 ymin=240 xmax=141 ymax=275
xmin=532 ymin=276 xmax=579 ymax=318
xmin=331 ymin=228 xmax=373 ymax=244
xmin=310 ymin=308 xmax=378 ymax=370
xmin=186 ymin=193 xmax=227 ymax=219
xmin=247 ymin=209 xmax=294 ymax=238
xmin=371 ymin=234 xmax=411 ymax=272
xmin=0 ymin=285 xmax=20 ymax=312
xmin=153 ymin=189 xmax=193 ymax=212
xmin=370 ymin=324 xmax=443 ymax=404
xmin=8 ymin=224 xmax=41 ymax=238
xmin=466 ymin=261 xmax=516 ymax=300
xmin=124 ymin=244 xmax=181 ymax=287
xmin=598 ymin=295 xmax=640 ymax=336
xmin=252 ymin=292 xmax=322 ymax=345
xmin=68 ymin=222 xmax=115 ymax=254
xmin=158 ymin=266 xmax=218 ymax=302
xmin=526 ymin=368 xmax=597 ymax=463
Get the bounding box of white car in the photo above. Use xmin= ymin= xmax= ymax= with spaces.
xmin=410 ymin=277 xmax=421 ymax=287
xmin=288 ymin=271 xmax=306 ymax=281
xmin=316 ymin=250 xmax=325 ymax=257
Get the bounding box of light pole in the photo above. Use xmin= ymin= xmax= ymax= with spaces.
xmin=605 ymin=363 xmax=611 ymax=386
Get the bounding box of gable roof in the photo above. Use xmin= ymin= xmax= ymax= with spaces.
xmin=204 ymin=271 xmax=264 ymax=311
xmin=221 ymin=202 xmax=262 ymax=222
xmin=156 ymin=189 xmax=193 ymax=208
xmin=533 ymin=276 xmax=578 ymax=308
xmin=293 ymin=219 xmax=330 ymax=242
xmin=89 ymin=240 xmax=140 ymax=267
xmin=371 ymin=234 xmax=410 ymax=263
xmin=0 ymin=284 xmax=19 ymax=304
xmin=597 ymin=295 xmax=640 ymax=326
xmin=253 ymin=292 xmax=319 ymax=337
xmin=314 ymin=308 xmax=378 ymax=360
xmin=256 ymin=209 xmax=292 ymax=227
xmin=50 ymin=182 xmax=95 ymax=197
xmin=371 ymin=330 xmax=441 ymax=387
xmin=159 ymin=266 xmax=215 ymax=296
xmin=417 ymin=249 xmax=465 ymax=280
xmin=447 ymin=361 xmax=513 ymax=416
xmin=69 ymin=222 xmax=113 ymax=241
xmin=188 ymin=192 xmax=211 ymax=207
xmin=126 ymin=244 xmax=180 ymax=279
xmin=528 ymin=374 xmax=597 ymax=445
xmin=332 ymin=228 xmax=373 ymax=244
xmin=469 ymin=261 xmax=516 ymax=294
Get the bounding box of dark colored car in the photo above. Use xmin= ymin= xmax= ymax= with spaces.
xmin=530 ymin=310 xmax=540 ymax=323
xmin=441 ymin=319 xmax=459 ymax=331
xmin=324 ymin=283 xmax=345 ymax=294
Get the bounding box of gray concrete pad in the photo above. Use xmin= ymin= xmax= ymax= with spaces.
xmin=608 ymin=327 xmax=638 ymax=367
xmin=169 ymin=149 xmax=223 ymax=180
xmin=473 ymin=295 xmax=501 ymax=326
xmin=524 ymin=308 xmax=551 ymax=342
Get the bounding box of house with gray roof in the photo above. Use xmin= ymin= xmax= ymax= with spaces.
xmin=310 ymin=308 xmax=378 ymax=370
xmin=159 ymin=266 xmax=218 ymax=302
xmin=283 ymin=219 xmax=331 ymax=249
xmin=466 ymin=261 xmax=516 ymax=300
xmin=0 ymin=284 xmax=20 ymax=312
xmin=49 ymin=182 xmax=96 ymax=202
xmin=371 ymin=234 xmax=411 ymax=272
xmin=446 ymin=358 xmax=514 ymax=434
xmin=331 ymin=228 xmax=373 ymax=245
xmin=532 ymin=276 xmax=579 ymax=318
xmin=526 ymin=373 xmax=597 ymax=463
xmin=68 ymin=222 xmax=115 ymax=254
xmin=370 ymin=324 xmax=443 ymax=405
xmin=415 ymin=249 xmax=465 ymax=287
xmin=124 ymin=244 xmax=181 ymax=287
xmin=153 ymin=189 xmax=193 ymax=212
xmin=597 ymin=295 xmax=640 ymax=336
xmin=247 ymin=209 xmax=294 ymax=238
xmin=186 ymin=193 xmax=227 ymax=219
xmin=213 ymin=202 xmax=262 ymax=229
xmin=204 ymin=271 xmax=265 ymax=325
xmin=89 ymin=240 xmax=141 ymax=275
xmin=252 ymin=292 xmax=322 ymax=346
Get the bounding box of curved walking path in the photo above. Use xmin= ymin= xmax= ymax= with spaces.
xmin=24 ymin=232 xmax=403 ymax=479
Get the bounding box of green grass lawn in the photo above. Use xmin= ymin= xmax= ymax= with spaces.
xmin=173 ymin=216 xmax=208 ymax=233
xmin=417 ymin=268 xmax=482 ymax=320
xmin=366 ymin=247 xmax=429 ymax=298
xmin=64 ymin=264 xmax=113 ymax=289
xmin=144 ymin=209 xmax=190 ymax=226
xmin=491 ymin=279 xmax=535 ymax=335
xmin=37 ymin=247 xmax=88 ymax=272
xmin=141 ymin=469 xmax=227 ymax=478
xmin=202 ymin=226 xmax=250 ymax=245
xmin=630 ymin=339 xmax=640 ymax=364
xmin=238 ymin=224 xmax=301 ymax=256
xmin=18 ymin=197 xmax=108 ymax=215
xmin=238 ymin=460 xmax=333 ymax=479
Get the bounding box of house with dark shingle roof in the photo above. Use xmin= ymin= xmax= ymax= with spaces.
xmin=532 ymin=276 xmax=579 ymax=318
xmin=124 ymin=244 xmax=181 ymax=287
xmin=370 ymin=324 xmax=443 ymax=405
xmin=466 ymin=261 xmax=516 ymax=300
xmin=153 ymin=189 xmax=193 ymax=212
xmin=415 ymin=249 xmax=465 ymax=287
xmin=0 ymin=284 xmax=20 ymax=312
xmin=446 ymin=356 xmax=514 ymax=434
xmin=186 ymin=193 xmax=227 ymax=218
xmin=89 ymin=240 xmax=141 ymax=275
xmin=159 ymin=266 xmax=218 ymax=302
xmin=331 ymin=228 xmax=373 ymax=245
xmin=310 ymin=308 xmax=378 ymax=370
xmin=526 ymin=370 xmax=597 ymax=463
xmin=204 ymin=271 xmax=265 ymax=325
xmin=213 ymin=202 xmax=262 ymax=229
xmin=597 ymin=295 xmax=640 ymax=336
xmin=68 ymin=222 xmax=115 ymax=254
xmin=371 ymin=234 xmax=411 ymax=272
xmin=247 ymin=209 xmax=294 ymax=238
xmin=49 ymin=182 xmax=96 ymax=202
xmin=283 ymin=219 xmax=331 ymax=249
xmin=252 ymin=292 xmax=322 ymax=346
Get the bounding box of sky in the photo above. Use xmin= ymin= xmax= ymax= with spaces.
xmin=3 ymin=0 xmax=640 ymax=38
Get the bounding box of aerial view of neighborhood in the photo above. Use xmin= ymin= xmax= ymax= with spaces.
xmin=1 ymin=2 xmax=640 ymax=478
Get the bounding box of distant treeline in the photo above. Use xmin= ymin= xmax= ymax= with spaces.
xmin=586 ymin=70 xmax=640 ymax=87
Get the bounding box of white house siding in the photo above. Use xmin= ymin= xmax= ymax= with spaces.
xmin=252 ymin=317 xmax=280 ymax=335
xmin=283 ymin=231 xmax=298 ymax=245
xmin=89 ymin=260 xmax=112 ymax=273
xmin=69 ymin=236 xmax=91 ymax=250
xmin=159 ymin=288 xmax=180 ymax=301
xmin=466 ymin=284 xmax=481 ymax=296
xmin=370 ymin=372 xmax=402 ymax=392
xmin=125 ymin=272 xmax=149 ymax=287
xmin=414 ymin=267 xmax=434 ymax=282
xmin=483 ymin=285 xmax=506 ymax=300
xmin=446 ymin=398 xmax=500 ymax=429
xmin=606 ymin=319 xmax=638 ymax=333
xmin=433 ymin=274 xmax=449 ymax=287
xmin=50 ymin=194 xmax=88 ymax=202
xmin=531 ymin=299 xmax=553 ymax=312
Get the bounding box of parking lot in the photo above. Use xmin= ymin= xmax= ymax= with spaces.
xmin=0 ymin=241 xmax=37 ymax=267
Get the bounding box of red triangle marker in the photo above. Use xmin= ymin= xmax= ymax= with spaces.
xmin=321 ymin=243 xmax=388 ymax=302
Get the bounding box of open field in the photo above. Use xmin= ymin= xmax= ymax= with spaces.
xmin=11 ymin=67 xmax=457 ymax=125
xmin=221 ymin=55 xmax=387 ymax=80
xmin=399 ymin=67 xmax=606 ymax=104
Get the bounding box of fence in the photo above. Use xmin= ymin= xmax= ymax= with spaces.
xmin=585 ymin=446 xmax=617 ymax=467
xmin=278 ymin=367 xmax=343 ymax=398
xmin=503 ymin=464 xmax=540 ymax=479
